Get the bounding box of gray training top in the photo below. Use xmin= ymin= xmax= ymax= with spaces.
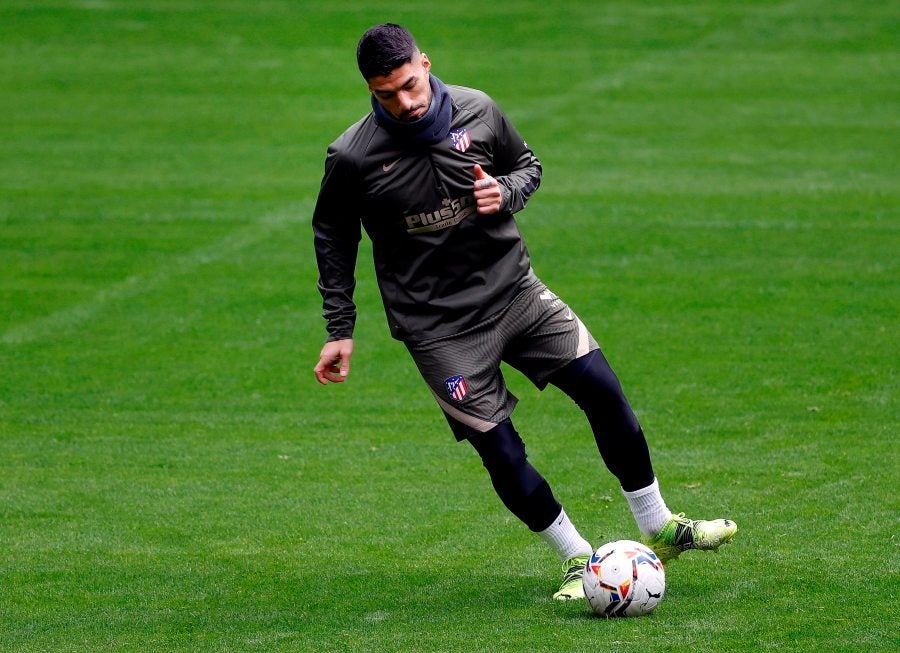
xmin=313 ymin=84 xmax=543 ymax=343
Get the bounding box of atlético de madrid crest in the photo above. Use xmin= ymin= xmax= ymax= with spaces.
xmin=449 ymin=128 xmax=471 ymax=153
xmin=445 ymin=375 xmax=468 ymax=401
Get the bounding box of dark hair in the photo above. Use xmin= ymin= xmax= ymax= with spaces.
xmin=357 ymin=23 xmax=418 ymax=80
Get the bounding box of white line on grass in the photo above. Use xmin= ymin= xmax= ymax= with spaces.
xmin=1 ymin=202 xmax=311 ymax=346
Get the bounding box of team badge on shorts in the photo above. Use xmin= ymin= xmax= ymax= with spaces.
xmin=445 ymin=375 xmax=468 ymax=401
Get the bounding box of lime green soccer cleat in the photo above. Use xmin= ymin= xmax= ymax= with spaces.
xmin=553 ymin=554 xmax=590 ymax=601
xmin=644 ymin=513 xmax=738 ymax=563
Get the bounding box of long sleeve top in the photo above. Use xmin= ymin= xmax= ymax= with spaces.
xmin=312 ymin=84 xmax=542 ymax=343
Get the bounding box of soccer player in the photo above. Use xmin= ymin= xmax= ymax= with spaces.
xmin=313 ymin=23 xmax=737 ymax=600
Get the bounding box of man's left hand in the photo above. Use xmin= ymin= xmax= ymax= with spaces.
xmin=473 ymin=164 xmax=502 ymax=215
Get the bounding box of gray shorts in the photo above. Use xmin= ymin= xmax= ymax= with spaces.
xmin=405 ymin=280 xmax=599 ymax=440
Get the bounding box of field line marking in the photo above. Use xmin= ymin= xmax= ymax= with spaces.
xmin=1 ymin=201 xmax=311 ymax=346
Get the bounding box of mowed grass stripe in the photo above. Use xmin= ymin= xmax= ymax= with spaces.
xmin=1 ymin=202 xmax=312 ymax=346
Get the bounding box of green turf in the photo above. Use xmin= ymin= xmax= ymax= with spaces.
xmin=1 ymin=1 xmax=898 ymax=651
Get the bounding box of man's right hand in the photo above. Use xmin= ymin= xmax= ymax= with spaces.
xmin=313 ymin=338 xmax=354 ymax=385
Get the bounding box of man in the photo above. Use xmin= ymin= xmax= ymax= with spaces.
xmin=313 ymin=23 xmax=736 ymax=601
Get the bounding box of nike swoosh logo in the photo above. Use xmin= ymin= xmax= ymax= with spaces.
xmin=382 ymin=158 xmax=401 ymax=172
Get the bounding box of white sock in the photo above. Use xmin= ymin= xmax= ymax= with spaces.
xmin=622 ymin=478 xmax=672 ymax=538
xmin=537 ymin=508 xmax=593 ymax=561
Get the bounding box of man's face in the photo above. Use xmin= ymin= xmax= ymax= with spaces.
xmin=367 ymin=51 xmax=432 ymax=121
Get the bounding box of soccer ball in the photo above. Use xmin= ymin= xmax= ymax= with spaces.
xmin=582 ymin=540 xmax=665 ymax=617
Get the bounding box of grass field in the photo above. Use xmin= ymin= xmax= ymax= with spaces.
xmin=1 ymin=1 xmax=898 ymax=651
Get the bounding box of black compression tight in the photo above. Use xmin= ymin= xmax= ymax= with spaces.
xmin=548 ymin=348 xmax=655 ymax=492
xmin=468 ymin=349 xmax=655 ymax=533
xmin=468 ymin=419 xmax=562 ymax=533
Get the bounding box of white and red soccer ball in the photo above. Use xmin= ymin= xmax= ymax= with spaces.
xmin=582 ymin=540 xmax=666 ymax=617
